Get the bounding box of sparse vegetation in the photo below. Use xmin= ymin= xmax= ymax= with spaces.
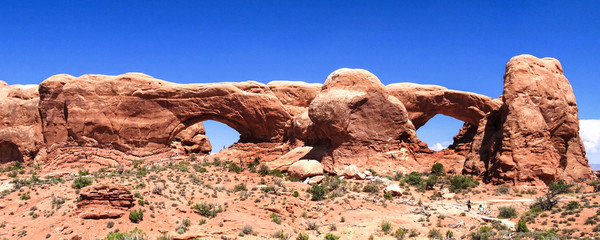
xmin=72 ymin=176 xmax=92 ymax=189
xmin=129 ymin=209 xmax=144 ymax=223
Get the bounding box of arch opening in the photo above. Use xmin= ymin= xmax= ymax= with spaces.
xmin=416 ymin=114 xmax=465 ymax=152
xmin=202 ymin=120 xmax=241 ymax=154
xmin=0 ymin=141 xmax=23 ymax=164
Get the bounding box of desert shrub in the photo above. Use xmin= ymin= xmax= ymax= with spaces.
xmin=129 ymin=209 xmax=144 ymax=223
xmin=309 ymin=183 xmax=327 ymax=201
xmin=425 ymin=175 xmax=438 ymax=190
xmin=427 ymin=229 xmax=443 ymax=239
xmin=270 ymin=169 xmax=284 ymax=177
xmin=136 ymin=167 xmax=147 ymax=178
xmin=531 ymin=180 xmax=573 ymax=211
xmin=234 ymin=183 xmax=247 ymax=192
xmin=589 ymin=180 xmax=600 ymax=192
xmin=393 ymin=172 xmax=404 ymax=181
xmin=404 ymin=172 xmax=423 ymax=186
xmin=189 ymin=153 xmax=197 ymax=161
xmin=496 ymin=186 xmax=510 ymax=194
xmin=384 ymin=191 xmax=393 ymax=200
xmin=498 ymin=207 xmax=518 ymax=218
xmin=105 ymin=228 xmax=146 ymax=240
xmin=227 ymin=163 xmax=243 ymax=173
xmin=72 ymin=176 xmax=92 ymax=189
xmin=367 ymin=168 xmax=378 ymax=176
xmin=191 ymin=202 xmax=222 ymax=218
xmin=448 ymin=175 xmax=479 ymax=192
xmin=293 ymin=190 xmax=300 ymax=197
xmin=564 ymin=201 xmax=580 ymax=211
xmin=296 ymin=232 xmax=309 ymax=240
xmin=241 ymin=225 xmax=253 ymax=235
xmin=271 ymin=212 xmax=282 ymax=224
xmin=431 ymin=163 xmax=444 ymax=176
xmin=394 ymin=228 xmax=407 ymax=240
xmin=107 ymin=221 xmax=115 ymax=228
xmin=258 ymin=165 xmax=270 ymax=176
xmin=78 ymin=169 xmax=90 ymax=176
xmin=157 ymin=232 xmax=173 ymax=240
xmin=273 ymin=230 xmax=289 ymax=239
xmin=324 ymin=233 xmax=339 ymax=240
xmin=516 ymin=218 xmax=529 ymax=232
xmin=20 ymin=192 xmax=31 ymax=200
xmin=363 ymin=182 xmax=380 ymax=193
xmin=445 ymin=230 xmax=454 ymax=239
xmin=381 ymin=220 xmax=392 ymax=234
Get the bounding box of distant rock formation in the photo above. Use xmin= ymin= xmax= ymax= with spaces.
xmin=0 ymin=54 xmax=594 ymax=185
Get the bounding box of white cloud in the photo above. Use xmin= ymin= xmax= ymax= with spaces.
xmin=429 ymin=141 xmax=453 ymax=151
xmin=580 ymin=119 xmax=600 ymax=153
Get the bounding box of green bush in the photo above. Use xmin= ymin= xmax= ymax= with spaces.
xmin=296 ymin=232 xmax=309 ymax=240
xmin=227 ymin=163 xmax=243 ymax=173
xmin=324 ymin=233 xmax=339 ymax=240
xmin=258 ymin=165 xmax=270 ymax=176
xmin=234 ymin=183 xmax=247 ymax=192
xmin=516 ymin=218 xmax=529 ymax=232
xmin=448 ymin=175 xmax=478 ymax=192
xmin=20 ymin=192 xmax=31 ymax=200
xmin=129 ymin=209 xmax=144 ymax=223
xmin=394 ymin=228 xmax=407 ymax=239
xmin=363 ymin=182 xmax=380 ymax=193
xmin=498 ymin=207 xmax=518 ymax=219
xmin=270 ymin=169 xmax=284 ymax=177
xmin=425 ymin=175 xmax=438 ymax=190
xmin=309 ymin=183 xmax=327 ymax=201
xmin=381 ymin=220 xmax=392 ymax=234
xmin=72 ymin=176 xmax=92 ymax=189
xmin=564 ymin=201 xmax=580 ymax=211
xmin=431 ymin=163 xmax=444 ymax=176
xmin=271 ymin=212 xmax=282 ymax=224
xmin=427 ymin=229 xmax=443 ymax=239
xmin=191 ymin=202 xmax=222 ymax=218
xmin=273 ymin=230 xmax=289 ymax=239
xmin=404 ymin=172 xmax=423 ymax=186
xmin=105 ymin=228 xmax=146 ymax=240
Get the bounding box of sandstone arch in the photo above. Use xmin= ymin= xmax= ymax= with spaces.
xmin=38 ymin=73 xmax=294 ymax=156
xmin=386 ymin=83 xmax=502 ymax=129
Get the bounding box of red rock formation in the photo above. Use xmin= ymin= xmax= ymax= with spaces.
xmin=76 ymin=184 xmax=134 ymax=219
xmin=464 ymin=55 xmax=594 ymax=184
xmin=0 ymin=83 xmax=42 ymax=163
xmin=387 ymin=83 xmax=502 ymax=129
xmin=307 ymin=69 xmax=422 ymax=174
xmin=37 ymin=73 xmax=293 ymax=156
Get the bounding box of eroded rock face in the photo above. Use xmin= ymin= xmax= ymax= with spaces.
xmin=38 ymin=73 xmax=293 ymax=157
xmin=0 ymin=83 xmax=42 ymax=163
xmin=464 ymin=55 xmax=594 ymax=184
xmin=308 ymin=69 xmax=422 ymax=174
xmin=77 ymin=184 xmax=134 ymax=219
xmin=171 ymin=122 xmax=211 ymax=155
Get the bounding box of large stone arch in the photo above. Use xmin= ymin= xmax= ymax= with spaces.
xmin=38 ymin=73 xmax=294 ymax=156
xmin=386 ymin=83 xmax=502 ymax=129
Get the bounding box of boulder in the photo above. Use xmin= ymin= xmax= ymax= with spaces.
xmin=385 ymin=184 xmax=403 ymax=196
xmin=77 ymin=184 xmax=134 ymax=219
xmin=287 ymin=159 xmax=323 ymax=180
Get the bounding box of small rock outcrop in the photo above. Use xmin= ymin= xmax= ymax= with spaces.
xmin=464 ymin=55 xmax=594 ymax=184
xmin=77 ymin=184 xmax=134 ymax=219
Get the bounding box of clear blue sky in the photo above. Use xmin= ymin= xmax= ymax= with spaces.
xmin=1 ymin=1 xmax=599 ymax=163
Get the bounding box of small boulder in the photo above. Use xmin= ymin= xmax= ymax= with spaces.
xmin=341 ymin=165 xmax=360 ymax=179
xmin=288 ymin=159 xmax=323 ymax=180
xmin=385 ymin=184 xmax=403 ymax=196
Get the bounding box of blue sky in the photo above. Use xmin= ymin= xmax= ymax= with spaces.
xmin=1 ymin=1 xmax=599 ymax=163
